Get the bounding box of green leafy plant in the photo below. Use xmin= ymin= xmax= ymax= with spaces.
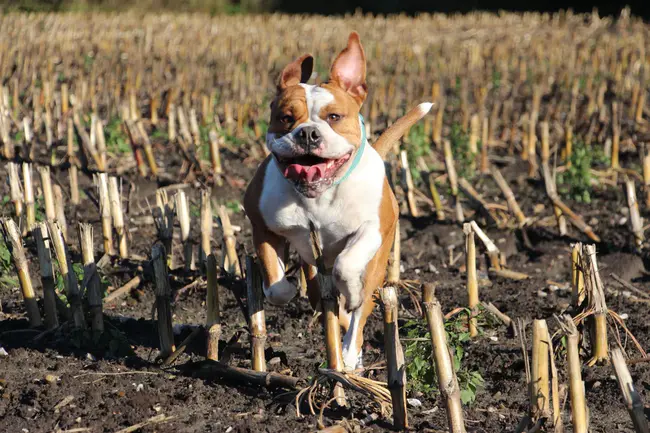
xmin=105 ymin=117 xmax=130 ymax=154
xmin=404 ymin=122 xmax=430 ymax=184
xmin=449 ymin=123 xmax=476 ymax=179
xmin=557 ymin=140 xmax=609 ymax=204
xmin=0 ymin=238 xmax=18 ymax=288
xmin=225 ymin=200 xmax=241 ymax=214
xmin=402 ymin=311 xmax=485 ymax=405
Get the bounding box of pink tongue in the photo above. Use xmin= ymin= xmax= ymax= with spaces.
xmin=284 ymin=163 xmax=327 ymax=182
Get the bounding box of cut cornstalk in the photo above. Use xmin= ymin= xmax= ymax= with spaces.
xmin=399 ymin=150 xmax=419 ymax=217
xmin=154 ymin=189 xmax=175 ymax=269
xmin=1 ymin=219 xmax=42 ymax=327
xmin=67 ymin=117 xmax=80 ymax=205
xmin=531 ymin=320 xmax=551 ymax=423
xmin=168 ymin=103 xmax=177 ymax=142
xmin=199 ymin=189 xmax=212 ymax=267
xmin=137 ymin=121 xmax=158 ymax=177
xmin=527 ymin=111 xmax=539 ymax=177
xmin=422 ymin=284 xmax=466 ymax=433
xmin=624 ymin=177 xmax=644 ymax=249
xmin=95 ymin=173 xmax=114 ymax=256
xmin=458 ymin=178 xmax=498 ymax=226
xmin=469 ymin=221 xmax=501 ymax=270
xmin=53 ymin=185 xmax=68 ymax=242
xmin=480 ymin=117 xmax=489 ymax=174
xmin=469 ymin=114 xmax=479 ymax=171
xmin=73 ymin=111 xmax=103 ymax=170
xmin=642 ymin=143 xmax=650 ymax=208
xmin=490 ymin=166 xmax=527 ymax=226
xmin=547 ymin=324 xmax=563 ymax=433
xmin=218 ymin=205 xmax=242 ymax=277
xmin=571 ymin=243 xmax=585 ymax=307
xmin=104 ymin=276 xmax=141 ymax=304
xmin=463 ymin=223 xmax=479 ymax=337
xmin=108 ymin=177 xmax=128 ymax=259
xmin=9 ymin=162 xmax=23 ymax=217
xmin=379 ymin=286 xmax=408 ymax=430
xmin=33 ymin=223 xmax=58 ymax=330
xmin=206 ymin=254 xmax=221 ymax=361
xmin=444 ymin=139 xmax=464 ymax=222
xmin=611 ymin=101 xmax=620 ymax=170
xmin=174 ymin=190 xmax=192 ymax=271
xmin=48 ymin=221 xmax=85 ymax=329
xmin=152 ymin=243 xmax=175 ymax=358
xmin=246 ymin=255 xmax=267 ymax=372
xmin=635 ymin=89 xmax=646 ymax=124
xmin=541 ymin=162 xmax=597 ymax=241
xmin=79 ymin=223 xmax=103 ymax=332
xmin=581 ymin=244 xmax=609 ymax=366
xmin=559 ymin=316 xmax=588 ymax=433
xmin=387 ymin=221 xmax=400 ymax=283
xmin=481 ymin=302 xmax=515 ymax=334
xmin=564 ymin=125 xmax=573 ymax=166
xmin=208 ymin=129 xmax=224 ymax=186
xmin=37 ymin=166 xmax=56 ymax=223
xmin=95 ymin=116 xmax=107 ymax=171
xmin=23 ymin=163 xmax=35 ymax=233
xmin=611 ymin=348 xmax=650 ymax=433
xmin=433 ymin=98 xmax=445 ymax=147
xmin=426 ymin=171 xmax=445 ymax=221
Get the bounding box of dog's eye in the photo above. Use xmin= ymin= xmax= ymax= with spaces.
xmin=280 ymin=114 xmax=294 ymax=124
xmin=327 ymin=113 xmax=341 ymax=122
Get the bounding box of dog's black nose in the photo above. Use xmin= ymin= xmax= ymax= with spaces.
xmin=296 ymin=125 xmax=322 ymax=150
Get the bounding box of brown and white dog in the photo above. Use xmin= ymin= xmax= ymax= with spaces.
xmin=244 ymin=32 xmax=431 ymax=370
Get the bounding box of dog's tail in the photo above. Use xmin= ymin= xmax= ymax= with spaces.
xmin=372 ymin=102 xmax=434 ymax=160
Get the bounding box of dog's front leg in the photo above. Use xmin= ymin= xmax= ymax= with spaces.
xmin=332 ymin=221 xmax=382 ymax=312
xmin=252 ymin=226 xmax=297 ymax=306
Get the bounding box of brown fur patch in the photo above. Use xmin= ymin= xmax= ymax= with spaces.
xmin=268 ymin=86 xmax=309 ymax=135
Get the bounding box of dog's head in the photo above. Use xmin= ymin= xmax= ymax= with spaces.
xmin=267 ymin=32 xmax=367 ymax=198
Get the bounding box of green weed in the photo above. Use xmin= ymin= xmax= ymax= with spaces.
xmin=0 ymin=237 xmax=18 ymax=288
xmin=449 ymin=123 xmax=476 ymax=179
xmin=105 ymin=117 xmax=130 ymax=154
xmin=402 ymin=310 xmax=484 ymax=405
xmin=557 ymin=140 xmax=609 ymax=204
xmin=404 ymin=122 xmax=430 ymax=184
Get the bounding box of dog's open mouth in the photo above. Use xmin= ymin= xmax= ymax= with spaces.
xmin=275 ymin=153 xmax=352 ymax=184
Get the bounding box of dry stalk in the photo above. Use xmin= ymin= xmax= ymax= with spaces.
xmin=528 ymin=111 xmax=539 ymax=177
xmin=218 ymin=205 xmax=242 ymax=277
xmin=469 ymin=114 xmax=479 ymax=170
xmin=48 ymin=221 xmax=85 ymax=329
xmin=22 ymin=163 xmax=35 ymax=233
xmin=635 ymin=89 xmax=646 ymax=124
xmin=581 ymin=244 xmax=609 ymax=365
xmin=571 ymin=243 xmax=585 ymax=307
xmin=463 ymin=223 xmax=478 ymax=338
xmin=558 ymin=316 xmax=588 ymax=433
xmin=480 ymin=117 xmax=489 ymax=174
xmin=67 ymin=117 xmax=80 ymax=205
xmin=206 ymin=254 xmax=221 ymax=361
xmin=53 ymin=185 xmax=68 ymax=242
xmin=624 ymin=177 xmax=644 ymax=249
xmin=95 ymin=116 xmax=107 ymax=171
xmin=387 ymin=221 xmax=400 ymax=283
xmin=531 ymin=320 xmax=551 ymax=423
xmin=246 ymin=255 xmax=267 ymax=372
xmin=422 ymin=284 xmax=466 ymax=433
xmin=642 ymin=143 xmax=650 ymax=208
xmin=611 ymin=101 xmax=620 ymax=169
xmin=379 ymin=286 xmax=408 ymax=430
xmin=37 ymin=166 xmax=56 ymax=222
xmin=458 ymin=178 xmax=498 ymax=226
xmin=611 ymin=348 xmax=650 ymax=433
xmin=79 ymin=223 xmax=103 ymax=332
xmin=426 ymin=171 xmax=445 ymax=221
xmin=136 ymin=121 xmax=158 ymax=177
xmin=95 ymin=173 xmax=114 ymax=256
xmin=199 ymin=189 xmax=212 ymax=267
xmin=154 ymin=189 xmax=175 ymax=269
xmin=490 ymin=166 xmax=527 ymax=227
xmin=1 ymin=219 xmax=42 ymax=327
xmin=104 ymin=276 xmax=141 ymax=304
xmin=399 ymin=150 xmax=419 ymax=217
xmin=9 ymin=162 xmax=23 ymax=217
xmin=208 ymin=129 xmax=224 ymax=186
xmin=33 ymin=223 xmax=58 ymax=330
xmin=469 ymin=221 xmax=501 ymax=270
xmin=444 ymin=139 xmax=464 ymax=222
xmin=108 ymin=177 xmax=128 ymax=259
xmin=174 ymin=190 xmax=192 ymax=271
xmin=152 ymin=243 xmax=175 ymax=358
xmin=481 ymin=302 xmax=515 ymax=335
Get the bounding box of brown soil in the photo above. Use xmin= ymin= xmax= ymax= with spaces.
xmin=1 ymin=145 xmax=649 ymax=433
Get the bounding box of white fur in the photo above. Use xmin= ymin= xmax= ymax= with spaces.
xmin=342 ymin=309 xmax=364 ymax=370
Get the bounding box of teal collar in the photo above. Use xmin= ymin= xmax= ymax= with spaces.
xmin=334 ymin=114 xmax=366 ymax=185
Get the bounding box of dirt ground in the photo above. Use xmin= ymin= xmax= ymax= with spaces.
xmin=1 ymin=141 xmax=650 ymax=433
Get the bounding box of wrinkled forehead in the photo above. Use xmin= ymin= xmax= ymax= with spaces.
xmin=271 ymin=83 xmax=359 ymax=118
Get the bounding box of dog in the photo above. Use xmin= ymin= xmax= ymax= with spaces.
xmin=244 ymin=32 xmax=432 ymax=370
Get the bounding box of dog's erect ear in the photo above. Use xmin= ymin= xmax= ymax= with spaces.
xmin=330 ymin=32 xmax=367 ymax=104
xmin=278 ymin=54 xmax=314 ymax=90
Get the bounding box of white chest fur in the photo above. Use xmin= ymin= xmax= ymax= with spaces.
xmin=259 ymin=145 xmax=386 ymax=269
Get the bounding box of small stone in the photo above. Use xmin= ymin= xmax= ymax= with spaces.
xmin=117 ymin=391 xmax=126 ymax=398
xmin=592 ymin=381 xmax=601 ymax=389
xmin=269 ymin=357 xmax=281 ymax=365
xmin=153 ymin=404 xmax=162 ymax=412
xmin=135 ymin=383 xmax=144 ymax=392
xmin=44 ymin=374 xmax=59 ymax=384
xmin=548 ymin=285 xmax=559 ymax=292
xmin=75 ymin=417 xmax=81 ymax=423
xmin=533 ymin=204 xmax=545 ymax=214
xmin=0 ymin=347 xmax=8 ymax=357
xmin=537 ymin=290 xmax=548 ymax=298
xmin=297 ymin=333 xmax=303 ymax=339
xmin=85 ymin=353 xmax=96 ymax=362
xmin=428 ymin=263 xmax=439 ymax=274
xmin=622 ymin=291 xmax=632 ymax=298
xmin=618 ymin=217 xmax=628 ymax=225
xmin=620 ymin=313 xmax=629 ymax=320
xmin=399 ymin=264 xmax=405 ymax=273
xmin=489 ymin=336 xmax=498 ymax=342
xmin=226 ymin=427 xmax=233 ymax=433
xmin=588 ymin=218 xmax=598 ymax=226
xmin=414 ymin=269 xmax=421 ymax=275
xmin=422 ymin=406 xmax=438 ymax=415
xmin=407 ymin=398 xmax=422 ymax=408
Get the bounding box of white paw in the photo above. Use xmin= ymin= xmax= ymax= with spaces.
xmin=263 ymin=277 xmax=297 ymax=306
xmin=332 ymin=258 xmax=365 ymax=311
xmin=342 ymin=347 xmax=363 ymax=371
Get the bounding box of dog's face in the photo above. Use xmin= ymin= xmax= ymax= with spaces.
xmin=266 ymin=33 xmax=367 ymax=198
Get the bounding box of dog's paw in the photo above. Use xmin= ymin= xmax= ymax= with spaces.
xmin=332 ymin=259 xmax=364 ymax=311
xmin=342 ymin=347 xmax=363 ymax=371
xmin=263 ymin=277 xmax=297 ymax=306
